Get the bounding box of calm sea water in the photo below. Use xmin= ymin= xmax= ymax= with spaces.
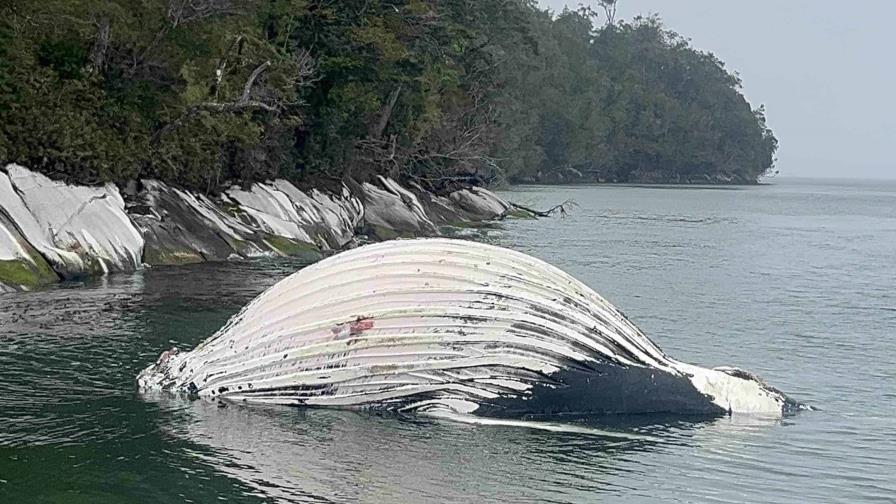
xmin=1 ymin=178 xmax=894 ymax=503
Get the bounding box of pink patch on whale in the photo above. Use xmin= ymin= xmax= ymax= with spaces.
xmin=349 ymin=317 xmax=374 ymax=335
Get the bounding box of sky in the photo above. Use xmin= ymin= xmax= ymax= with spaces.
xmin=538 ymin=0 xmax=895 ymax=179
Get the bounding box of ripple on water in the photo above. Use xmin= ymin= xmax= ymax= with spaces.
xmin=1 ymin=180 xmax=895 ymax=503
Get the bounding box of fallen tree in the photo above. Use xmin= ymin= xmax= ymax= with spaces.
xmin=509 ymin=199 xmax=576 ymax=218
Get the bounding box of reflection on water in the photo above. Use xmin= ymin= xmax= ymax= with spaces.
xmin=152 ymin=395 xmax=779 ymax=504
xmin=2 ymin=178 xmax=895 ymax=503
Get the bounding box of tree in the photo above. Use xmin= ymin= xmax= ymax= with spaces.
xmin=599 ymin=0 xmax=619 ymax=26
xmin=0 ymin=0 xmax=776 ymax=190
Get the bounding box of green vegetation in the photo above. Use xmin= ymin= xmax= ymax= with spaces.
xmin=0 ymin=1 xmax=777 ymax=189
xmin=262 ymin=235 xmax=323 ymax=261
xmin=0 ymin=255 xmax=58 ymax=290
xmin=141 ymin=248 xmax=205 ymax=266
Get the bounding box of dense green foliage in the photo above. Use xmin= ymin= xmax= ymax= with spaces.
xmin=0 ymin=1 xmax=777 ymax=190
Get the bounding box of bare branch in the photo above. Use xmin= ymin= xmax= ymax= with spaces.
xmin=370 ymin=85 xmax=402 ymax=140
xmin=509 ymin=199 xmax=577 ymax=218
xmin=200 ymin=100 xmax=279 ymax=113
xmin=212 ymin=34 xmax=245 ymax=98
xmin=288 ymin=48 xmax=319 ymax=88
xmin=151 ymin=60 xmax=278 ymax=145
xmin=167 ymin=0 xmax=237 ymax=27
xmin=86 ymin=16 xmax=111 ymax=75
xmin=241 ymin=60 xmax=271 ymax=102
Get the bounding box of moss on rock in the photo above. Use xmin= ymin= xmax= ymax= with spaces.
xmin=503 ymin=208 xmax=536 ymax=219
xmin=0 ymin=254 xmax=58 ymax=290
xmin=143 ymin=247 xmax=205 ymax=266
xmin=363 ymin=224 xmax=422 ymax=241
xmin=263 ymin=235 xmax=323 ymax=262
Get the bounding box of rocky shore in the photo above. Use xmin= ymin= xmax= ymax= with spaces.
xmin=515 ymin=167 xmax=760 ymax=185
xmin=0 ymin=164 xmax=522 ymax=292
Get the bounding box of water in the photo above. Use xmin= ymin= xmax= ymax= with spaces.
xmin=1 ymin=178 xmax=894 ymax=503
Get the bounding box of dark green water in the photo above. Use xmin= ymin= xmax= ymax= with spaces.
xmin=1 ymin=179 xmax=894 ymax=503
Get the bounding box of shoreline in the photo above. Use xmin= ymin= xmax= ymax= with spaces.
xmin=0 ymin=164 xmax=776 ymax=294
xmin=508 ymin=181 xmax=767 ymax=189
xmin=0 ymin=164 xmax=526 ymax=293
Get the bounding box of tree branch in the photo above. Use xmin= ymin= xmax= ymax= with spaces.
xmin=509 ymin=199 xmax=576 ymax=218
xmin=151 ymin=60 xmax=277 ymax=145
xmin=86 ymin=16 xmax=111 ymax=75
xmin=241 ymin=60 xmax=270 ymax=102
xmin=369 ymin=84 xmax=402 ymax=140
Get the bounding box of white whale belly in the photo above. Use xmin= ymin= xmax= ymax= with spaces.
xmin=138 ymin=238 xmax=796 ymax=417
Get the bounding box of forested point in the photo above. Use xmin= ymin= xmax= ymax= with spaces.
xmin=0 ymin=1 xmax=778 ymax=192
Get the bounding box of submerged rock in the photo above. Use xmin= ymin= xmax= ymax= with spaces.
xmin=0 ymin=164 xmax=144 ymax=278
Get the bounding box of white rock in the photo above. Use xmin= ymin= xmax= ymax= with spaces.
xmin=379 ymin=177 xmax=431 ymax=223
xmin=0 ymin=218 xmax=31 ymax=263
xmin=134 ymin=180 xmax=269 ymax=263
xmin=165 ymin=184 xmax=258 ymax=242
xmin=1 ymin=199 xmax=58 ymax=290
xmin=358 ymin=176 xmax=438 ymax=236
xmin=270 ymin=180 xmax=362 ymax=249
xmin=225 ymin=180 xmax=363 ymax=251
xmin=308 ymin=186 xmax=364 ymax=247
xmin=225 ymin=182 xmax=315 ymax=244
xmin=0 ymin=165 xmax=144 ymax=277
xmin=449 ymin=186 xmax=511 ymax=219
xmin=406 ymin=183 xmax=472 ymax=225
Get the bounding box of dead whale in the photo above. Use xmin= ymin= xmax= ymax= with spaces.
xmin=138 ymin=238 xmax=800 ymax=418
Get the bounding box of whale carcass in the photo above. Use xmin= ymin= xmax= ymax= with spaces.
xmin=138 ymin=238 xmax=800 ymax=417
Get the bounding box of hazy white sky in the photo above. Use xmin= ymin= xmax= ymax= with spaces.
xmin=538 ymin=0 xmax=895 ymax=179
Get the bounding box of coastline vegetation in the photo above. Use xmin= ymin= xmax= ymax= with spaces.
xmin=0 ymin=0 xmax=777 ymax=191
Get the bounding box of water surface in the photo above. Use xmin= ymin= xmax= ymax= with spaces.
xmin=1 ymin=178 xmax=894 ymax=502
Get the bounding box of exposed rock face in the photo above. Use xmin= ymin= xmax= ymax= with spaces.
xmin=224 ymin=182 xmax=320 ymax=248
xmin=0 ymin=164 xmax=516 ymax=292
xmin=349 ymin=176 xmax=439 ymax=240
xmin=0 ymin=215 xmax=29 ymax=264
xmin=130 ymin=180 xmax=267 ymax=265
xmin=295 ymin=186 xmax=364 ymax=249
xmin=0 ymin=210 xmax=58 ymax=290
xmin=449 ymin=186 xmax=512 ymax=220
xmin=224 ymin=180 xmax=362 ymax=252
xmin=127 ymin=179 xmax=365 ymax=267
xmin=0 ymin=165 xmax=144 ymax=279
xmin=408 ymin=184 xmax=474 ymax=226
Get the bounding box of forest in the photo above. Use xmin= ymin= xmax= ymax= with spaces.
xmin=0 ymin=0 xmax=778 ymax=192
